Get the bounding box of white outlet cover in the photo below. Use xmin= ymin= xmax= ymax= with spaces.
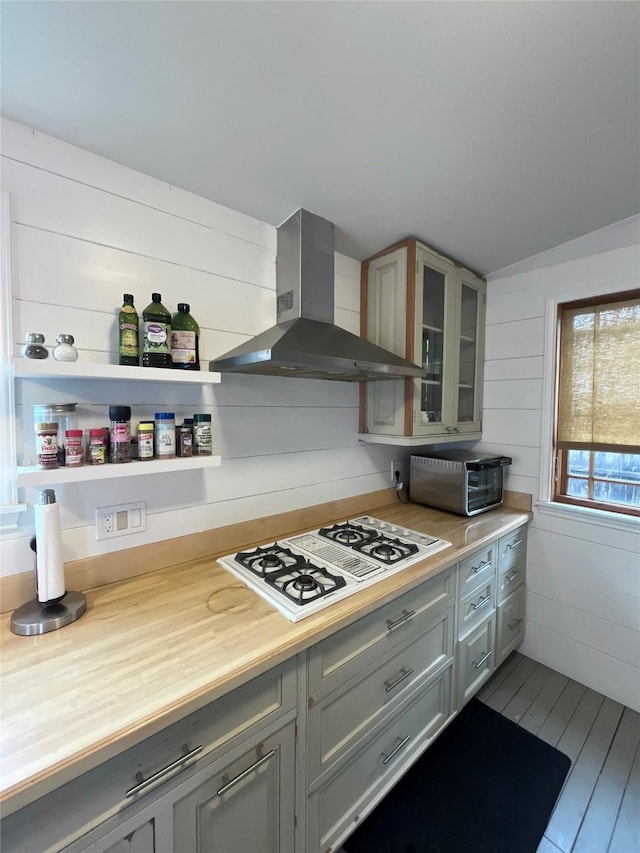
xmin=96 ymin=501 xmax=146 ymax=541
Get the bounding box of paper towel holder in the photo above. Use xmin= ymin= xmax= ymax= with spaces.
xmin=10 ymin=535 xmax=87 ymax=636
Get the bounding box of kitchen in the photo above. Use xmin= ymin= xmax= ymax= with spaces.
xmin=0 ymin=2 xmax=639 ymax=852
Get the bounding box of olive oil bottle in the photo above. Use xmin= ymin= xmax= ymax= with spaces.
xmin=118 ymin=294 xmax=139 ymax=366
xmin=142 ymin=293 xmax=172 ymax=368
xmin=170 ymin=303 xmax=200 ymax=370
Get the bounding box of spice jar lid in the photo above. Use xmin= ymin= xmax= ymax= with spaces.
xmin=35 ymin=422 xmax=58 ymax=431
xmin=154 ymin=412 xmax=175 ymax=420
xmin=32 ymin=403 xmax=77 ymax=414
xmin=89 ymin=428 xmax=107 ymax=437
xmin=25 ymin=332 xmax=45 ymax=343
xmin=65 ymin=429 xmax=83 ymax=437
xmin=193 ymin=413 xmax=212 ymax=422
xmin=109 ymin=405 xmax=131 ymax=421
xmin=138 ymin=421 xmax=155 ymax=429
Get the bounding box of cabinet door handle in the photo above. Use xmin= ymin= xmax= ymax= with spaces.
xmin=384 ymin=667 xmax=414 ymax=693
xmin=453 ymin=427 xmax=460 ymax=433
xmin=471 ymin=559 xmax=491 ymax=574
xmin=386 ymin=609 xmax=416 ymax=631
xmin=507 ymin=539 xmax=523 ymax=550
xmin=446 ymin=426 xmax=453 ymax=433
xmin=470 ymin=594 xmax=490 ymax=612
xmin=381 ymin=734 xmax=411 ymax=765
xmin=503 ymin=571 xmax=519 ymax=585
xmin=125 ymin=743 xmax=203 ymax=798
xmin=473 ymin=650 xmax=492 ymax=669
xmin=216 ymin=748 xmax=276 ymax=797
xmin=508 ymin=618 xmax=524 ymax=632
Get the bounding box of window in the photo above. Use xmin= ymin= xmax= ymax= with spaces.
xmin=554 ymin=291 xmax=640 ymax=516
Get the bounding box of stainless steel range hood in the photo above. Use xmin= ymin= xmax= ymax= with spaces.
xmin=209 ymin=209 xmax=425 ymax=381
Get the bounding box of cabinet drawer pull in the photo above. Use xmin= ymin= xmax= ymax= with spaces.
xmin=217 ymin=748 xmax=276 ymax=797
xmin=503 ymin=571 xmax=519 ymax=585
xmin=508 ymin=618 xmax=524 ymax=632
xmin=386 ymin=609 xmax=416 ymax=631
xmin=384 ymin=667 xmax=414 ymax=693
xmin=471 ymin=559 xmax=491 ymax=575
xmin=381 ymin=734 xmax=411 ymax=765
xmin=470 ymin=594 xmax=490 ymax=612
xmin=125 ymin=743 xmax=203 ymax=798
xmin=473 ymin=651 xmax=492 ymax=669
xmin=507 ymin=539 xmax=523 ymax=551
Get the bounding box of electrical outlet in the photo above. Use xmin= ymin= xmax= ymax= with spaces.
xmin=96 ymin=502 xmax=146 ymax=541
xmin=391 ymin=460 xmax=401 ymax=483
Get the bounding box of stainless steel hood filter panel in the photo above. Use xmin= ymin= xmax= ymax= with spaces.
xmin=209 ymin=209 xmax=425 ymax=381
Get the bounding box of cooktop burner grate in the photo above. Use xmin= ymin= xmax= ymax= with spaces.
xmin=352 ymin=536 xmax=419 ymax=565
xmin=235 ymin=544 xmax=306 ymax=578
xmin=318 ymin=522 xmax=376 ymax=547
xmin=266 ymin=563 xmax=346 ymax=605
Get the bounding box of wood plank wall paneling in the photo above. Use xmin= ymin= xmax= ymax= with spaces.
xmin=1 ymin=116 xmax=412 ymax=586
xmin=476 ymin=219 xmax=640 ymax=711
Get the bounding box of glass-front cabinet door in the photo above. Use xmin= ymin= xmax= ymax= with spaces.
xmin=453 ymin=270 xmax=485 ymax=433
xmin=414 ymin=248 xmax=456 ymax=437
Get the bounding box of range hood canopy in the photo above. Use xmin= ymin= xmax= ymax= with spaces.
xmin=209 ymin=208 xmax=425 ymax=381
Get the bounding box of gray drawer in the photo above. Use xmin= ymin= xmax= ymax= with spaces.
xmin=458 ymin=543 xmax=496 ymax=597
xmin=457 ymin=615 xmax=496 ymax=706
xmin=458 ymin=579 xmax=495 ymax=639
xmin=498 ymin=526 xmax=527 ymax=573
xmin=497 ymin=561 xmax=524 ymax=601
xmin=308 ymin=567 xmax=455 ymax=700
xmin=308 ymin=668 xmax=452 ymax=853
xmin=497 ymin=585 xmax=526 ymax=665
xmin=307 ymin=608 xmax=453 ymax=780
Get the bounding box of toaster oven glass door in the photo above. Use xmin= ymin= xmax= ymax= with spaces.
xmin=467 ymin=467 xmax=503 ymax=513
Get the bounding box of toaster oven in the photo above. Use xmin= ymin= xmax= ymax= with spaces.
xmin=409 ymin=450 xmax=512 ymax=516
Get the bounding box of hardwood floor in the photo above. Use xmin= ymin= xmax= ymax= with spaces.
xmin=476 ymin=651 xmax=640 ymax=853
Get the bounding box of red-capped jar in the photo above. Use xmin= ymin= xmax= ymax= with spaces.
xmin=64 ymin=429 xmax=84 ymax=467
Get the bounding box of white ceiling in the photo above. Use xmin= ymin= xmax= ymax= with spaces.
xmin=1 ymin=1 xmax=638 ymax=274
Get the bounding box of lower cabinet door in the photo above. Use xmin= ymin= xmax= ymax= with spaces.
xmin=69 ymin=818 xmax=156 ymax=853
xmin=173 ymin=723 xmax=295 ymax=853
xmin=497 ymin=584 xmax=526 ymax=665
xmin=457 ymin=615 xmax=496 ymax=707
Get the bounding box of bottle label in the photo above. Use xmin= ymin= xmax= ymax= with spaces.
xmin=119 ymin=323 xmax=139 ymax=357
xmin=144 ymin=322 xmax=171 ymax=355
xmin=138 ymin=432 xmax=154 ymax=459
xmin=171 ymin=330 xmax=197 ymax=364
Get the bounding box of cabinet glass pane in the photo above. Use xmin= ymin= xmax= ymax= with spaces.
xmin=421 ymin=265 xmax=446 ymax=424
xmin=457 ymin=284 xmax=478 ymax=423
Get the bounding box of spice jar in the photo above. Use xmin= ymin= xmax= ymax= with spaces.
xmin=32 ymin=403 xmax=77 ymax=466
xmin=53 ymin=334 xmax=78 ymax=362
xmin=154 ymin=412 xmax=176 ymax=459
xmin=35 ymin=423 xmax=59 ymax=469
xmin=89 ymin=428 xmax=108 ymax=465
xmin=109 ymin=405 xmax=132 ymax=463
xmin=137 ymin=421 xmax=155 ymax=461
xmin=193 ymin=413 xmax=212 ymax=456
xmin=22 ymin=332 xmax=49 ymax=359
xmin=176 ymin=423 xmax=193 ymax=458
xmin=64 ymin=429 xmax=84 ymax=467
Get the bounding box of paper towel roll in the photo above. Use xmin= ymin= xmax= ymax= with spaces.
xmin=34 ymin=491 xmax=66 ymax=604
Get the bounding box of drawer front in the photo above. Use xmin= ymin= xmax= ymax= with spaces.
xmin=458 ymin=580 xmax=495 ymax=639
xmin=497 ymin=561 xmax=525 ymax=602
xmin=308 ymin=567 xmax=454 ymax=699
xmin=308 ymin=609 xmax=453 ymax=780
xmin=498 ymin=526 xmax=527 ymax=573
xmin=458 ymin=543 xmax=496 ymax=597
xmin=457 ymin=616 xmax=496 ymax=706
xmin=0 ymin=659 xmax=297 ymax=853
xmin=309 ymin=668 xmax=452 ymax=853
xmin=497 ymin=585 xmax=526 ymax=665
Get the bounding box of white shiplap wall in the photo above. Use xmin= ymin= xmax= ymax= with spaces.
xmin=0 ymin=117 xmax=408 ymax=578
xmin=477 ymin=216 xmax=640 ymax=711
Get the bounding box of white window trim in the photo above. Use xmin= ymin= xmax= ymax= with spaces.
xmin=537 ymin=280 xmax=640 ymax=532
xmin=0 ymin=191 xmax=27 ymax=531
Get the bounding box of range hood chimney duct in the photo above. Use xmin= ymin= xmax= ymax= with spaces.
xmin=209 ymin=208 xmax=425 ymax=381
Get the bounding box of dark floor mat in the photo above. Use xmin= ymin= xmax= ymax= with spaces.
xmin=343 ymin=697 xmax=571 ymax=853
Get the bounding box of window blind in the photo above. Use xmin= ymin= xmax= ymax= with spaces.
xmin=556 ymin=292 xmax=640 ymax=452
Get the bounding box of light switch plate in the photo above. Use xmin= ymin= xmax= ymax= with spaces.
xmin=96 ymin=501 xmax=146 ymax=540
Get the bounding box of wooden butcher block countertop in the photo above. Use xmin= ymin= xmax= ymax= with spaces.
xmin=0 ymin=499 xmax=530 ymax=816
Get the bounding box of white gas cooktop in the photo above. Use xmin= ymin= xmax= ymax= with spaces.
xmin=217 ymin=516 xmax=451 ymax=622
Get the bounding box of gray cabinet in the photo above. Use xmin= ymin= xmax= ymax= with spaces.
xmin=496 ymin=525 xmax=527 ymax=665
xmin=360 ymin=239 xmax=486 ymax=446
xmin=1 ymin=660 xmax=297 ymax=853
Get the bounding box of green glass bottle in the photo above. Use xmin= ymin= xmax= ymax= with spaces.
xmin=142 ymin=293 xmax=172 ymax=368
xmin=170 ymin=303 xmax=200 ymax=370
xmin=118 ymin=294 xmax=139 ymax=366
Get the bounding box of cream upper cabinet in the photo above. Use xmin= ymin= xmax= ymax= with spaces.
xmin=360 ymin=240 xmax=486 ymax=445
